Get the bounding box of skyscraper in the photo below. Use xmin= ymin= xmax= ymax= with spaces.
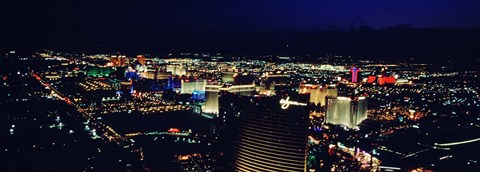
xmin=204 ymin=83 xmax=255 ymax=115
xmin=136 ymin=55 xmax=146 ymax=65
xmin=109 ymin=55 xmax=126 ymax=66
xmin=167 ymin=65 xmax=187 ymax=76
xmin=325 ymin=96 xmax=368 ymax=129
xmin=298 ymin=83 xmax=321 ymax=105
xmin=220 ymin=93 xmax=310 ymax=171
xmin=319 ymin=84 xmax=338 ymax=106
xmin=351 ymin=67 xmax=361 ymax=83
xmin=299 ymin=83 xmax=339 ymax=106
xmin=204 ymin=85 xmax=221 ymax=115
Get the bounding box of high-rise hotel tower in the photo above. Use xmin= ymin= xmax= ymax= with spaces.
xmin=220 ymin=93 xmax=310 ymax=171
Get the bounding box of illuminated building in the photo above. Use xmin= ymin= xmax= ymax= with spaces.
xmin=221 ymin=72 xmax=235 ymax=83
xmin=106 ymin=79 xmax=122 ymax=90
xmin=86 ymin=66 xmax=115 ymax=77
xmin=395 ymin=78 xmax=410 ymax=85
xmin=204 ymin=83 xmax=255 ymax=115
xmin=167 ymin=77 xmax=182 ymax=90
xmin=134 ymin=63 xmax=148 ymax=74
xmin=351 ymin=67 xmax=361 ymax=83
xmin=144 ymin=71 xmax=171 ymax=80
xmin=136 ymin=55 xmax=146 ymax=65
xmin=366 ymin=76 xmax=376 ymax=83
xmin=120 ymin=81 xmax=133 ymax=90
xmin=167 ymin=65 xmax=187 ymax=76
xmin=109 ymin=55 xmax=126 ymax=66
xmin=205 ymin=89 xmax=219 ymax=115
xmin=150 ymin=59 xmax=161 ymax=92
xmin=79 ymin=80 xmax=112 ymax=91
xmin=181 ymin=79 xmax=206 ymax=94
xmin=366 ymin=76 xmax=396 ymax=85
xmin=192 ymin=90 xmax=205 ymax=101
xmin=319 ymin=84 xmax=338 ymax=106
xmin=220 ymin=93 xmax=309 ymax=171
xmin=365 ymin=66 xmax=397 ymax=85
xmin=325 ymin=96 xmax=367 ymax=129
xmin=43 ymin=71 xmax=61 ymax=81
xmin=125 ymin=69 xmax=139 ymax=81
xmin=299 ymin=83 xmax=321 ymax=105
xmin=257 ymin=81 xmax=276 ymax=96
xmin=377 ymin=76 xmax=396 ymax=85
xmin=265 ymin=73 xmax=290 ymax=86
xmin=316 ymin=64 xmax=346 ymax=71
xmin=337 ymin=83 xmax=358 ymax=97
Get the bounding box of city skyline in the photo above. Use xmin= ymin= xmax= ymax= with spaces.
xmin=2 ymin=1 xmax=480 ymax=172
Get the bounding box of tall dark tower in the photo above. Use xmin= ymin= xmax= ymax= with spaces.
xmin=130 ymin=79 xmax=134 ymax=94
xmin=220 ymin=93 xmax=310 ymax=171
xmin=151 ymin=59 xmax=161 ymax=92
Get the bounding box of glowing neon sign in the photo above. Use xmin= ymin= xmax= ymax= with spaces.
xmin=280 ymin=97 xmax=307 ymax=109
xmin=351 ymin=67 xmax=361 ymax=83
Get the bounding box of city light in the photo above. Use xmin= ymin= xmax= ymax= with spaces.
xmin=3 ymin=2 xmax=480 ymax=171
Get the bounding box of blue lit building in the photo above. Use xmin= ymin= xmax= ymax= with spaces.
xmin=192 ymin=90 xmax=206 ymax=101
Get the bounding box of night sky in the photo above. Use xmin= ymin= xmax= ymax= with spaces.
xmin=2 ymin=0 xmax=480 ymax=58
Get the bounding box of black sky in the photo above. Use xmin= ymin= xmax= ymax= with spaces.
xmin=2 ymin=0 xmax=480 ymax=59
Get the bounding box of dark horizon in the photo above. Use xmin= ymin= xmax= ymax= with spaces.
xmin=3 ymin=1 xmax=480 ymax=60
xmin=4 ymin=26 xmax=480 ymax=61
